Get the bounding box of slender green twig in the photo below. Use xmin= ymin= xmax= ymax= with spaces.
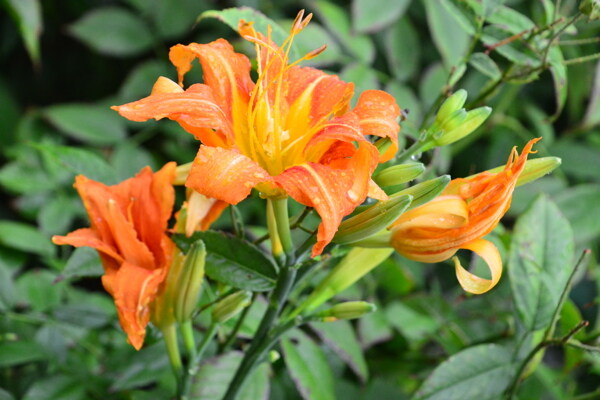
xmin=564 ymin=53 xmax=600 ymax=65
xmin=196 ymin=288 xmax=237 ymax=315
xmin=180 ymin=323 xmax=219 ymax=399
xmin=559 ymin=37 xmax=600 ymax=46
xmin=220 ymin=293 xmax=256 ymax=352
xmin=571 ymin=387 xmax=600 ymax=400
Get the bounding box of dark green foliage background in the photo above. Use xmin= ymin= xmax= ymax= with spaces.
xmin=1 ymin=0 xmax=599 ymax=399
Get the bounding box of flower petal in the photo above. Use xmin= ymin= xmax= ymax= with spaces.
xmin=353 ymin=90 xmax=401 ymax=162
xmin=52 ymin=228 xmax=123 ymax=263
xmin=184 ymin=191 xmax=228 ymax=236
xmin=275 ymin=163 xmax=357 ymax=256
xmin=108 ymin=261 xmax=167 ymax=350
xmin=453 ymin=239 xmax=502 ymax=294
xmin=186 ymin=146 xmax=271 ymax=205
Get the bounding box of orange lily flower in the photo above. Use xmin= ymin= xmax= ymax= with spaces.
xmin=390 ymin=138 xmax=540 ymax=294
xmin=112 ymin=11 xmax=400 ymax=256
xmin=52 ymin=163 xmax=176 ymax=349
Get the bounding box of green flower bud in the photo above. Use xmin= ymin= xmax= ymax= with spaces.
xmin=373 ymin=162 xmax=425 ymax=187
xmin=174 ymin=240 xmax=206 ymax=323
xmin=268 ymin=350 xmax=281 ymax=362
xmin=390 ymin=175 xmax=450 ymax=209
xmin=436 ymin=89 xmax=468 ymax=123
xmin=426 ymin=107 xmax=491 ymax=149
xmin=472 ymin=156 xmax=562 ymax=187
xmin=314 ymin=301 xmax=377 ymax=322
xmin=580 ymin=0 xmax=600 ymax=19
xmin=212 ymin=291 xmax=252 ymax=323
xmin=334 ymin=194 xmax=412 ymax=245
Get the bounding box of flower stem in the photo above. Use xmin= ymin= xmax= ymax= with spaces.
xmin=180 ymin=320 xmax=196 ymax=360
xmin=162 ymin=324 xmax=183 ymax=395
xmin=180 ymin=323 xmax=218 ymax=399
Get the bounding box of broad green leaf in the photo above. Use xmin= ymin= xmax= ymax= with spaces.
xmin=313 ymin=1 xmax=375 ymax=64
xmin=53 ymin=303 xmax=111 ymax=329
xmin=0 ymin=341 xmax=48 ymax=367
xmin=357 ymin=308 xmax=393 ymax=349
xmin=111 ymin=343 xmax=170 ymax=391
xmin=419 ymin=63 xmax=447 ymax=110
xmin=0 ymin=388 xmax=15 ymax=400
xmin=423 ymin=0 xmax=470 ymax=68
xmin=384 ymin=18 xmax=420 ymax=82
xmin=340 ymin=63 xmax=379 ymax=100
xmin=45 ymin=104 xmax=127 ymax=145
xmin=191 ymin=351 xmax=270 ymax=400
xmin=278 ymin=20 xmax=341 ymax=67
xmin=486 ymin=5 xmax=536 ymax=33
xmin=554 ymin=184 xmax=600 ymax=243
xmin=509 ymin=195 xmax=574 ymax=331
xmin=312 ymin=320 xmax=369 ymax=382
xmin=3 ymin=0 xmax=42 ymax=64
xmin=385 ymin=301 xmax=439 ymax=343
xmin=38 ymin=195 xmax=77 ymax=235
xmin=111 ymin=143 xmax=157 ymax=181
xmin=23 ymin=376 xmax=87 ymax=400
xmin=0 ymin=261 xmax=15 ymax=310
xmin=0 ymin=221 xmax=54 ymax=257
xmin=469 ymin=52 xmax=502 ymax=80
xmin=385 ymin=81 xmax=423 ymax=126
xmin=118 ymin=60 xmax=174 ymax=102
xmin=414 ymin=344 xmax=514 ymax=400
xmin=151 ymin=0 xmax=208 ymax=39
xmin=199 ymin=7 xmax=293 ymax=57
xmin=548 ymin=46 xmax=568 ymax=120
xmin=16 ymin=270 xmax=64 ymax=312
xmin=481 ymin=26 xmax=541 ymax=66
xmin=550 ymin=140 xmax=600 ymax=181
xmin=69 ymin=7 xmax=153 ymax=56
xmin=35 ymin=144 xmax=117 ymax=184
xmin=59 ymin=247 xmax=103 ymax=280
xmin=442 ymin=0 xmax=480 ymax=35
xmin=173 ymin=231 xmax=277 ymax=292
xmin=282 ymin=329 xmax=335 ymax=400
xmin=352 ymin=0 xmax=410 ymax=33
xmin=582 ymin=61 xmax=600 ymax=128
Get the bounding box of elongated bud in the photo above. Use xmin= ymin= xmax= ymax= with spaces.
xmin=151 ymin=252 xmax=185 ymax=329
xmin=390 ymin=175 xmax=450 ymax=209
xmin=474 ymin=156 xmax=562 ymax=187
xmin=314 ymin=301 xmax=377 ymax=322
xmin=294 ymin=248 xmax=393 ymax=315
xmin=373 ymin=163 xmax=425 ymax=187
xmin=174 ymin=241 xmax=206 ymax=323
xmin=175 ymin=162 xmax=192 ymax=185
xmin=212 ymin=291 xmax=252 ymax=323
xmin=436 ymin=89 xmax=468 ymax=123
xmin=425 ymin=107 xmax=491 ymax=150
xmin=334 ymin=195 xmax=412 ymax=244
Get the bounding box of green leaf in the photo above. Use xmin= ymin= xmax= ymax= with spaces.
xmin=110 ymin=343 xmax=170 ymax=391
xmin=357 ymin=308 xmax=393 ymax=348
xmin=59 ymin=247 xmax=103 ymax=280
xmin=22 ymin=376 xmax=87 ymax=400
xmin=0 ymin=261 xmax=16 ymax=310
xmin=550 ymin=140 xmax=600 ymax=181
xmin=414 ymin=344 xmax=515 ymax=400
xmin=582 ymin=62 xmax=600 ymax=128
xmin=191 ymin=351 xmax=270 ymax=400
xmin=423 ymin=0 xmax=470 ymax=68
xmin=3 ymin=0 xmax=42 ymax=64
xmin=69 ymin=7 xmax=153 ymax=57
xmin=340 ymin=63 xmax=379 ymax=99
xmin=351 ymin=0 xmax=410 ymax=33
xmin=35 ymin=144 xmax=117 ymax=184
xmin=554 ymin=184 xmax=600 ymax=243
xmin=469 ymin=52 xmax=502 ymax=80
xmin=44 ymin=104 xmax=127 ymax=145
xmin=385 ymin=301 xmax=439 ymax=343
xmin=313 ymin=1 xmax=375 ymax=64
xmin=548 ymin=46 xmax=567 ymax=120
xmin=311 ymin=321 xmax=369 ymax=382
xmin=118 ymin=60 xmax=174 ymax=102
xmin=173 ymin=231 xmax=277 ymax=292
xmin=282 ymin=329 xmax=336 ymax=400
xmin=111 ymin=143 xmax=156 ymax=181
xmin=199 ymin=7 xmax=294 ymax=58
xmin=486 ymin=5 xmax=536 ymax=33
xmin=278 ymin=20 xmax=341 ymax=67
xmin=150 ymin=0 xmax=208 ymax=40
xmin=385 ymin=81 xmax=423 ymax=126
xmin=419 ymin=63 xmax=447 ymax=110
xmin=442 ymin=0 xmax=480 ymax=35
xmin=16 ymin=270 xmax=64 ymax=312
xmin=509 ymin=195 xmax=574 ymax=331
xmin=0 ymin=341 xmax=48 ymax=367
xmin=481 ymin=26 xmax=541 ymax=66
xmin=0 ymin=387 xmax=15 ymax=400
xmin=0 ymin=221 xmax=54 ymax=257
xmin=384 ymin=18 xmax=420 ymax=82
xmin=38 ymin=195 xmax=77 ymax=235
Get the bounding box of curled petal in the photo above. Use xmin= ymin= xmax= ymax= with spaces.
xmin=353 ymin=90 xmax=401 ymax=162
xmin=52 ymin=228 xmax=123 ymax=264
xmin=186 ymin=146 xmax=271 ymax=205
xmin=453 ymin=239 xmax=502 ymax=294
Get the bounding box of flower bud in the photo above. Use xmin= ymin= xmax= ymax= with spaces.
xmin=212 ymin=291 xmax=252 ymax=323
xmin=174 ymin=241 xmax=206 ymax=323
xmin=469 ymin=156 xmax=561 ymax=187
xmin=580 ymin=0 xmax=600 ymax=19
xmin=269 ymin=350 xmax=281 ymax=362
xmin=373 ymin=162 xmax=425 ymax=187
xmin=334 ymin=194 xmax=412 ymax=245
xmin=314 ymin=301 xmax=377 ymax=322
xmin=436 ymin=89 xmax=468 ymax=123
xmin=426 ymin=107 xmax=491 ymax=149
xmin=390 ymin=175 xmax=450 ymax=209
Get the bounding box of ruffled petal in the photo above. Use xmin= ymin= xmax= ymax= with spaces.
xmin=52 ymin=228 xmax=123 ymax=263
xmin=275 ymin=163 xmax=356 ymax=256
xmin=108 ymin=261 xmax=167 ymax=350
xmin=186 ymin=146 xmax=271 ymax=205
xmin=453 ymin=239 xmax=502 ymax=294
xmin=353 ymin=90 xmax=401 ymax=162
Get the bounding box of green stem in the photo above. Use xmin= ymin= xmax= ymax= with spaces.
xmin=162 ymin=324 xmax=183 ymax=395
xmin=395 ymin=139 xmax=428 ymax=164
xmin=571 ymin=387 xmax=600 ymax=400
xmin=181 ymin=320 xmax=197 ymax=360
xmin=564 ymin=52 xmax=600 ymax=65
xmin=271 ymin=198 xmax=295 ymax=263
xmin=180 ymin=323 xmax=219 ymax=399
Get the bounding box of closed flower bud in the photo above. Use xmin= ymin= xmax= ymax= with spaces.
xmin=373 ymin=162 xmax=425 ymax=187
xmin=174 ymin=241 xmax=206 ymax=323
xmin=212 ymin=291 xmax=252 ymax=323
xmin=425 ymin=107 xmax=491 ymax=150
xmin=436 ymin=89 xmax=468 ymax=123
xmin=315 ymin=301 xmax=377 ymax=322
xmin=481 ymin=156 xmax=562 ymax=187
xmin=334 ymin=194 xmax=412 ymax=245
xmin=390 ymin=175 xmax=450 ymax=209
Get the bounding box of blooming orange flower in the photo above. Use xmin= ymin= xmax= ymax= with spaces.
xmin=52 ymin=163 xmax=177 ymax=349
xmin=112 ymin=11 xmax=400 ymax=256
xmin=390 ymin=138 xmax=540 ymax=294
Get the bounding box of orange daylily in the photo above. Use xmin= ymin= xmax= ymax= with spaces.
xmin=52 ymin=163 xmax=177 ymax=349
xmin=112 ymin=11 xmax=401 ymax=256
xmin=390 ymin=138 xmax=541 ymax=294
